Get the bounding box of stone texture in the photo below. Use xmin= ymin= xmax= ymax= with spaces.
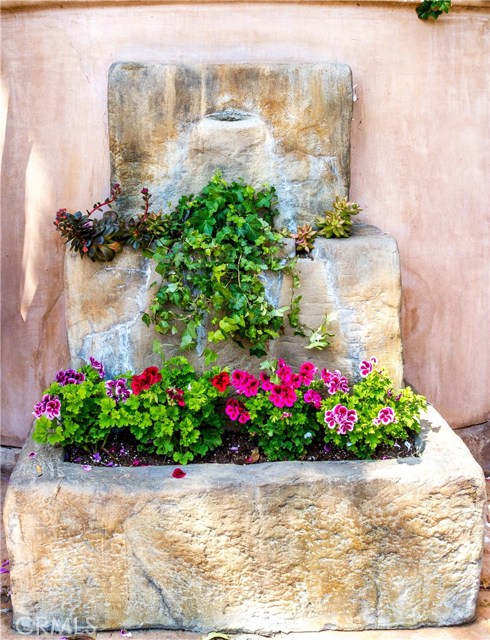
xmin=274 ymin=224 xmax=403 ymax=387
xmin=64 ymin=250 xmax=161 ymax=377
xmin=457 ymin=422 xmax=490 ymax=475
xmin=481 ymin=479 xmax=490 ymax=588
xmin=0 ymin=447 xmax=21 ymax=477
xmin=108 ymin=62 xmax=352 ymax=230
xmin=65 ymin=226 xmax=403 ymax=386
xmin=4 ymin=406 xmax=486 ymax=634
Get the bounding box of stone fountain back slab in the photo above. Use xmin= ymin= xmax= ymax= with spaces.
xmin=4 ymin=407 xmax=486 ymax=634
xmin=108 ymin=62 xmax=352 ymax=230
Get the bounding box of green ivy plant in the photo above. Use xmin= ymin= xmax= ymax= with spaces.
xmin=416 ymin=0 xmax=451 ymax=20
xmin=141 ymin=173 xmax=304 ymax=358
xmin=54 ymin=174 xmax=337 ymax=358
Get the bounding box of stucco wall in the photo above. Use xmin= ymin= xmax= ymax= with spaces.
xmin=1 ymin=1 xmax=489 ymax=446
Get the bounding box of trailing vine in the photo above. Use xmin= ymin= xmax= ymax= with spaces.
xmin=55 ymin=173 xmax=334 ymax=361
xmin=141 ymin=174 xmax=302 ymax=359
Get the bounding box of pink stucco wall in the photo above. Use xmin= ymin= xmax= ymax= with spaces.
xmin=1 ymin=1 xmax=489 ymax=446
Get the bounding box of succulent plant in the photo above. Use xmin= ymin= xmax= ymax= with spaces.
xmin=315 ymin=196 xmax=362 ymax=239
xmin=290 ymin=224 xmax=318 ymax=254
xmin=54 ymin=184 xmax=127 ymax=262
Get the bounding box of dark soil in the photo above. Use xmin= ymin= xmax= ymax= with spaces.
xmin=65 ymin=430 xmax=418 ymax=467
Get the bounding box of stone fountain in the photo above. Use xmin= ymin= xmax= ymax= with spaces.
xmin=3 ymin=63 xmax=486 ymax=635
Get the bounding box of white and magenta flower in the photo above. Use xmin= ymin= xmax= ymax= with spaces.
xmin=372 ymin=406 xmax=397 ymax=426
xmin=89 ymin=357 xmax=105 ymax=379
xmin=33 ymin=394 xmax=61 ymax=420
xmin=106 ymin=379 xmax=132 ymax=404
xmin=359 ymin=357 xmax=377 ymax=377
xmin=321 ymin=369 xmax=349 ymax=395
xmin=324 ymin=404 xmax=358 ymax=435
xmin=303 ymin=389 xmax=322 ymax=410
xmin=55 ymin=369 xmax=85 ymax=386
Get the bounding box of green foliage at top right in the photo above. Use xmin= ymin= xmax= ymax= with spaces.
xmin=416 ymin=0 xmax=451 ymax=20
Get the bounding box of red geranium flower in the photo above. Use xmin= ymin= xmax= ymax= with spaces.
xmin=131 ymin=366 xmax=162 ymax=395
xmin=211 ymin=371 xmax=230 ymax=393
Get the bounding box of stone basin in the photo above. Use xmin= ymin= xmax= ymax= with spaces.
xmin=3 ymin=405 xmax=486 ymax=634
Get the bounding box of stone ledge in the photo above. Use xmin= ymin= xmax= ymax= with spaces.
xmin=4 ymin=405 xmax=486 ymax=633
xmin=2 ymin=0 xmax=490 ymax=12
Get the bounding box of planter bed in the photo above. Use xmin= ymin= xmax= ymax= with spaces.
xmin=4 ymin=405 xmax=486 ymax=634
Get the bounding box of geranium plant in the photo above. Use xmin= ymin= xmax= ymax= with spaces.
xmin=32 ymin=355 xmax=426 ymax=463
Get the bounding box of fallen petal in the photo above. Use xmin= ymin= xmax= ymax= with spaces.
xmin=172 ymin=468 xmax=186 ymax=479
xmin=28 ymin=452 xmax=37 ymax=458
xmin=120 ymin=631 xmax=132 ymax=637
xmin=82 ymin=465 xmax=92 ymax=472
xmin=0 ymin=568 xmax=9 ymax=574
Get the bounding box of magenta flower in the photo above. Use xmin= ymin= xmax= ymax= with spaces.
xmin=238 ymin=411 xmax=251 ymax=424
xmin=55 ymin=369 xmax=85 ymax=386
xmin=359 ymin=357 xmax=377 ymax=377
xmin=89 ymin=357 xmax=105 ymax=379
xmin=373 ymin=406 xmax=397 ymax=426
xmin=304 ymin=389 xmax=322 ymax=410
xmin=231 ymin=370 xmax=259 ymax=396
xmin=276 ymin=359 xmax=293 ymax=382
xmin=282 ymin=371 xmax=302 ymax=389
xmin=166 ymin=387 xmax=185 ymax=407
xmin=268 ymin=384 xmax=297 ymax=408
xmin=242 ymin=376 xmax=260 ymax=397
xmin=106 ymin=379 xmax=132 ymax=404
xmin=281 ymin=412 xmax=293 ymax=419
xmin=298 ymin=362 xmax=318 ymax=386
xmin=260 ymin=372 xmax=274 ymax=391
xmin=231 ymin=370 xmax=249 ymax=391
xmin=33 ymin=394 xmax=61 ymax=420
xmin=225 ymin=398 xmax=250 ymax=423
xmin=324 ymin=404 xmax=358 ymax=435
xmin=321 ymin=369 xmax=349 ymax=395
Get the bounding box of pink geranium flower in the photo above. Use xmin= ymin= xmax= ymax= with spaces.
xmin=225 ymin=398 xmax=250 ymax=423
xmin=304 ymin=389 xmax=322 ymax=410
xmin=268 ymin=384 xmax=297 ymax=408
xmin=359 ymin=357 xmax=377 ymax=377
xmin=298 ymin=362 xmax=318 ymax=386
xmin=260 ymin=372 xmax=274 ymax=391
xmin=321 ymin=369 xmax=349 ymax=395
xmin=324 ymin=404 xmax=358 ymax=435
xmin=373 ymin=406 xmax=397 ymax=426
